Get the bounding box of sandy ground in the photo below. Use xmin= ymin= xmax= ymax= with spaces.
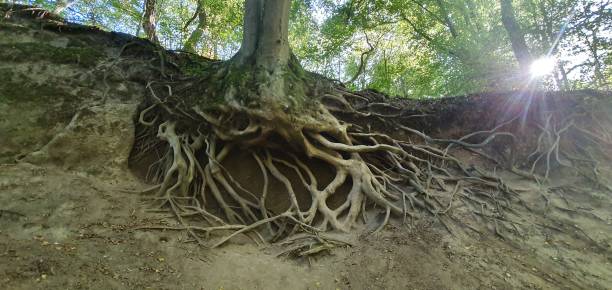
xmin=1 ymin=161 xmax=610 ymax=290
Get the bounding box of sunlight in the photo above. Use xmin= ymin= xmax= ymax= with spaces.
xmin=530 ymin=56 xmax=556 ymax=77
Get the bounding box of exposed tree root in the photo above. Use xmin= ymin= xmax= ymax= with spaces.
xmin=123 ymin=52 xmax=611 ymax=252
xmin=131 ymin=80 xmax=549 ymax=249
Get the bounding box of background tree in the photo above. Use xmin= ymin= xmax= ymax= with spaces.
xmin=142 ymin=0 xmax=160 ymax=43
xmin=182 ymin=0 xmax=207 ymax=53
xmin=500 ymin=0 xmax=532 ymax=74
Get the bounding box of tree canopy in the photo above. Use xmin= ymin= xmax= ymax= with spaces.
xmin=20 ymin=0 xmax=611 ymax=97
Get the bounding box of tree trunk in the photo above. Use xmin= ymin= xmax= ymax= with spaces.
xmin=53 ymin=0 xmax=73 ymax=15
xmin=500 ymin=0 xmax=532 ymax=74
xmin=142 ymin=0 xmax=160 ymax=44
xmin=183 ymin=1 xmax=207 ymax=53
xmin=557 ymin=62 xmax=570 ymax=90
xmin=588 ymin=30 xmax=605 ymax=88
xmin=232 ymin=0 xmax=291 ymax=71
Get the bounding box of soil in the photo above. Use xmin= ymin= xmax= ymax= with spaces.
xmin=1 ymin=4 xmax=611 ymax=290
xmin=1 ymin=161 xmax=611 ymax=289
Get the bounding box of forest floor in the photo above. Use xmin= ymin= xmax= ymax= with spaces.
xmin=1 ymin=4 xmax=611 ymax=290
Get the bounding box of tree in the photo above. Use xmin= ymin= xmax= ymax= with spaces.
xmin=133 ymin=0 xmax=519 ymax=242
xmin=182 ymin=0 xmax=207 ymax=53
xmin=500 ymin=0 xmax=532 ymax=74
xmin=234 ymin=0 xmax=290 ymax=68
xmin=52 ymin=0 xmax=73 ymax=14
xmin=228 ymin=0 xmax=297 ymax=105
xmin=142 ymin=0 xmax=160 ymax=43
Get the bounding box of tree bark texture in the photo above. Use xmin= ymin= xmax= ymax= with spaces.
xmin=500 ymin=0 xmax=532 ymax=73
xmin=233 ymin=0 xmax=291 ymax=71
xmin=143 ymin=0 xmax=160 ymax=44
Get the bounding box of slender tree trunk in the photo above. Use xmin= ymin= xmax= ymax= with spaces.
xmin=346 ymin=33 xmax=374 ymax=84
xmin=557 ymin=63 xmax=569 ymax=90
xmin=500 ymin=0 xmax=532 ymax=74
xmin=232 ymin=0 xmax=291 ymax=71
xmin=183 ymin=0 xmax=207 ymax=53
xmin=588 ymin=31 xmax=605 ymax=87
xmin=142 ymin=0 xmax=160 ymax=44
xmin=53 ymin=0 xmax=72 ymax=15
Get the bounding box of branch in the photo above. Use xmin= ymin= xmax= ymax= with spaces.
xmin=345 ymin=32 xmax=376 ymax=84
xmin=399 ymin=13 xmax=459 ymax=57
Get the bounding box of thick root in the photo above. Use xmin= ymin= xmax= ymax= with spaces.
xmin=131 ymin=83 xmax=540 ymax=249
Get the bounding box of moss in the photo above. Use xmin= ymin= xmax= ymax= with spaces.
xmin=182 ymin=58 xmax=213 ymax=77
xmin=0 ymin=70 xmax=74 ymax=104
xmin=187 ymin=62 xmax=253 ymax=107
xmin=0 ymin=42 xmax=105 ymax=67
xmin=0 ymin=68 xmax=19 ymax=102
xmin=183 ymin=58 xmax=329 ymax=115
xmin=0 ymin=22 xmax=30 ymax=32
xmin=0 ymin=68 xmax=15 ymax=82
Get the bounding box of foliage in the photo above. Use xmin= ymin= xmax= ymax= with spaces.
xmin=12 ymin=0 xmax=611 ymax=98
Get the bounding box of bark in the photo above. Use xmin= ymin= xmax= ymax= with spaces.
xmin=588 ymin=31 xmax=605 ymax=87
xmin=500 ymin=0 xmax=532 ymax=74
xmin=183 ymin=1 xmax=207 ymax=53
xmin=557 ymin=62 xmax=569 ymax=90
xmin=233 ymin=0 xmax=291 ymax=71
xmin=142 ymin=0 xmax=160 ymax=44
xmin=53 ymin=0 xmax=72 ymax=15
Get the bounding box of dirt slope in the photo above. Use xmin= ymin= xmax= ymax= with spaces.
xmin=2 ymin=162 xmax=611 ymax=289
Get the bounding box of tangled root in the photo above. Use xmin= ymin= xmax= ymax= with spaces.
xmin=131 ymin=82 xmax=611 ymax=249
xmin=130 ymin=83 xmax=533 ymax=249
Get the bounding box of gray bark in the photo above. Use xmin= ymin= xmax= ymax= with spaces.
xmin=500 ymin=0 xmax=532 ymax=73
xmin=142 ymin=0 xmax=160 ymax=44
xmin=233 ymin=0 xmax=291 ymax=71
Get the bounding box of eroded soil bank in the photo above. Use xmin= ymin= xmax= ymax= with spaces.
xmin=1 ymin=4 xmax=611 ymax=290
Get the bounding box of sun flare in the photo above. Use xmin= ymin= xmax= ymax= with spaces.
xmin=530 ymin=56 xmax=556 ymax=77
